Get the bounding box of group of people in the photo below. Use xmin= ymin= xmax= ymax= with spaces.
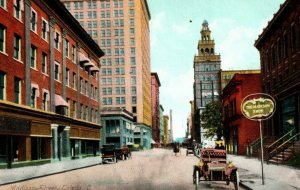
xmin=215 ymin=142 xmax=225 ymax=149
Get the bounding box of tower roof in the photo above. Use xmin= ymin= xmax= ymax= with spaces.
xmin=202 ymin=20 xmax=208 ymax=27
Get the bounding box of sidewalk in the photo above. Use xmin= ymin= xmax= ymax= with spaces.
xmin=227 ymin=154 xmax=300 ymax=190
xmin=0 ymin=157 xmax=101 ymax=186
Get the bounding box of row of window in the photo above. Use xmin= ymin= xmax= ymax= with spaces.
xmin=101 ymin=38 xmax=135 ymax=47
xmin=0 ymin=32 xmax=98 ymax=99
xmin=101 ymin=47 xmax=135 ymax=56
xmin=102 ymin=96 xmax=136 ymax=105
xmin=102 ymin=86 xmax=136 ymax=95
xmin=0 ymin=71 xmax=99 ymax=123
xmin=261 ymin=22 xmax=299 ymax=73
xmin=101 ymin=77 xmax=136 ymax=85
xmin=223 ymin=98 xmax=237 ymax=121
xmin=195 ymin=65 xmax=219 ymax=72
xmin=101 ymin=57 xmax=127 ymax=66
xmin=102 ymin=67 xmax=126 ymax=75
xmin=65 ymin=0 xmax=132 ymax=11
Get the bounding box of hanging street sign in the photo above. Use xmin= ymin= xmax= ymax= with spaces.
xmin=241 ymin=93 xmax=276 ymax=121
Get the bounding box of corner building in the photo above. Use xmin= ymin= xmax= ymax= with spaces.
xmin=61 ymin=0 xmax=152 ymax=148
xmin=0 ymin=0 xmax=103 ymax=168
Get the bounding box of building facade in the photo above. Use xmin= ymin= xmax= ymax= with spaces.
xmin=0 ymin=0 xmax=103 ymax=168
xmin=220 ymin=70 xmax=261 ymax=90
xmin=189 ymin=100 xmax=195 ymax=140
xmin=151 ymin=72 xmax=161 ymax=144
xmin=159 ymin=104 xmax=164 ymax=145
xmin=254 ymin=0 xmax=300 ymax=139
xmin=193 ymin=20 xmax=221 ymax=144
xmin=61 ymin=0 xmax=152 ymax=129
xmin=163 ymin=115 xmax=169 ymax=146
xmin=222 ymin=74 xmax=261 ymax=155
xmin=101 ymin=108 xmax=134 ymax=148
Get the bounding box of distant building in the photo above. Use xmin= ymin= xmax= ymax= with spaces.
xmin=101 ymin=108 xmax=134 ymax=148
xmin=220 ymin=70 xmax=260 ymax=90
xmin=163 ymin=115 xmax=169 ymax=146
xmin=151 ymin=72 xmax=161 ymax=145
xmin=61 ymin=0 xmax=153 ymax=147
xmin=189 ymin=100 xmax=195 ymax=140
xmin=0 ymin=0 xmax=103 ymax=168
xmin=222 ymin=74 xmax=261 ymax=155
xmin=193 ymin=20 xmax=221 ymax=144
xmin=159 ymin=105 xmax=164 ymax=144
xmin=255 ymin=0 xmax=300 ymax=140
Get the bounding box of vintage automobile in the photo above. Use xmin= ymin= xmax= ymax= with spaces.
xmin=186 ymin=144 xmax=195 ymax=156
xmin=101 ymin=144 xmax=118 ymax=164
xmin=193 ymin=148 xmax=239 ymax=190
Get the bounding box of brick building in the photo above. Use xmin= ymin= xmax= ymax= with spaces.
xmin=255 ymin=0 xmax=300 ymax=140
xmin=0 ymin=0 xmax=103 ymax=168
xmin=222 ymin=74 xmax=261 ymax=155
xmin=151 ymin=72 xmax=161 ymax=145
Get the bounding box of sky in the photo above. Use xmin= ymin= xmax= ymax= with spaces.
xmin=147 ymin=0 xmax=285 ymax=139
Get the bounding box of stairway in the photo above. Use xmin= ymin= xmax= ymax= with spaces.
xmin=268 ymin=140 xmax=300 ymax=164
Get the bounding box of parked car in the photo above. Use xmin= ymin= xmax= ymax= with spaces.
xmin=101 ymin=144 xmax=117 ymax=164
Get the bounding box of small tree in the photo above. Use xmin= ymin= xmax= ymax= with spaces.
xmin=200 ymin=100 xmax=223 ymax=140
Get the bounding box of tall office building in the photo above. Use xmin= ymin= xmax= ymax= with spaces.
xmin=193 ymin=20 xmax=221 ymax=143
xmin=61 ymin=0 xmax=152 ymax=140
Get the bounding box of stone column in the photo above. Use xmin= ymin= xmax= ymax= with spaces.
xmin=24 ymin=0 xmax=31 ymax=106
xmin=78 ymin=140 xmax=82 ymax=158
xmin=49 ymin=17 xmax=55 ymax=112
xmin=51 ymin=124 xmax=58 ymax=161
xmin=62 ymin=126 xmax=70 ymax=159
xmin=140 ymin=127 xmax=143 ymax=147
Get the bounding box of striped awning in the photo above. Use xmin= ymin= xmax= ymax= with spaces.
xmin=54 ymin=94 xmax=68 ymax=107
xmin=79 ymin=52 xmax=90 ymax=63
xmin=90 ymin=66 xmax=99 ymax=72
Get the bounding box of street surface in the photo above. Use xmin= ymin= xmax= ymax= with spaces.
xmin=1 ymin=148 xmax=243 ymax=190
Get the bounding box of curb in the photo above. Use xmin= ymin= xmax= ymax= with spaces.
xmin=0 ymin=162 xmax=101 ymax=186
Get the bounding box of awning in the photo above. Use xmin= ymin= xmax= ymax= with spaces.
xmin=134 ymin=127 xmax=140 ymax=133
xmin=90 ymin=66 xmax=99 ymax=72
xmin=84 ymin=61 xmax=94 ymax=67
xmin=79 ymin=52 xmax=90 ymax=63
xmin=55 ymin=94 xmax=68 ymax=107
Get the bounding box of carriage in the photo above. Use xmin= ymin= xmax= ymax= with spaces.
xmin=193 ymin=148 xmax=240 ymax=189
xmin=173 ymin=142 xmax=181 ymax=156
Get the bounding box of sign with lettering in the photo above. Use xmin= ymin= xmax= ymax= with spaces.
xmin=241 ymin=93 xmax=275 ymax=121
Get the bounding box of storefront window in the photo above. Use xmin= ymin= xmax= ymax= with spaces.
xmin=281 ymin=96 xmax=297 ymax=137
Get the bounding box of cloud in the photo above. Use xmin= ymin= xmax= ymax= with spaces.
xmin=171 ymin=22 xmax=191 ymax=35
xmin=150 ymin=11 xmax=166 ymax=49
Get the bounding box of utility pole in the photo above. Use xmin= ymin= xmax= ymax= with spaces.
xmin=170 ymin=109 xmax=173 ymax=143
